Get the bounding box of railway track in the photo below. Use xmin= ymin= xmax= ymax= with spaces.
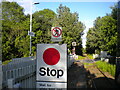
xmin=91 ymin=65 xmax=117 ymax=89
xmin=83 ymin=59 xmax=118 ymax=89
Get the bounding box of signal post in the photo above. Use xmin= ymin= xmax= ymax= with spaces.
xmin=36 ymin=27 xmax=67 ymax=89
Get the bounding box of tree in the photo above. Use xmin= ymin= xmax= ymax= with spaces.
xmin=86 ymin=15 xmax=117 ymax=56
xmin=2 ymin=1 xmax=29 ymax=61
xmin=111 ymin=2 xmax=120 ymax=57
xmin=86 ymin=27 xmax=98 ymax=54
xmin=2 ymin=2 xmax=56 ymax=61
xmin=2 ymin=2 xmax=85 ymax=61
xmin=110 ymin=4 xmax=118 ymax=20
xmin=53 ymin=4 xmax=85 ymax=54
xmin=32 ymin=9 xmax=56 ymax=54
xmin=118 ymin=2 xmax=120 ymax=57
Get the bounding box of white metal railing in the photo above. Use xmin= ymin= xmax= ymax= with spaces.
xmin=68 ymin=55 xmax=75 ymax=69
xmin=9 ymin=56 xmax=35 ymax=64
xmin=2 ymin=58 xmax=36 ymax=89
xmin=1 ymin=55 xmax=74 ymax=89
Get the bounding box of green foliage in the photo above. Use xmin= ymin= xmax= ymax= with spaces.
xmin=83 ymin=62 xmax=94 ymax=67
xmin=82 ymin=48 xmax=86 ymax=54
xmin=32 ymin=9 xmax=56 ymax=37
xmin=2 ymin=2 xmax=84 ymax=61
xmin=2 ymin=1 xmax=28 ymax=61
xmin=110 ymin=3 xmax=118 ymax=20
xmin=86 ymin=13 xmax=117 ymax=56
xmin=53 ymin=4 xmax=85 ymax=53
xmin=76 ymin=55 xmax=86 ymax=60
xmin=76 ymin=54 xmax=93 ymax=60
xmin=2 ymin=59 xmax=12 ymax=65
xmin=32 ymin=9 xmax=56 ymax=53
xmin=2 ymin=1 xmax=56 ymax=61
xmin=116 ymin=2 xmax=120 ymax=57
xmin=96 ymin=61 xmax=116 ymax=77
xmin=87 ymin=54 xmax=94 ymax=59
xmin=95 ymin=49 xmax=100 ymax=54
xmin=86 ymin=3 xmax=118 ymax=56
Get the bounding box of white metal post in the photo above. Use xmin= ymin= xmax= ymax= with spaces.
xmin=29 ymin=2 xmax=39 ymax=56
xmin=0 ymin=61 xmax=2 ymax=90
xmin=29 ymin=2 xmax=32 ymax=56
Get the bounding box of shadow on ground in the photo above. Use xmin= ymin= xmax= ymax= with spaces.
xmin=68 ymin=62 xmax=120 ymax=89
xmin=68 ymin=62 xmax=87 ymax=88
xmin=86 ymin=67 xmax=119 ymax=89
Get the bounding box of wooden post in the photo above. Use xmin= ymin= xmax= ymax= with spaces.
xmin=0 ymin=61 xmax=2 ymax=90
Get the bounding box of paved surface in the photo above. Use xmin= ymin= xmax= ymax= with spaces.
xmin=68 ymin=62 xmax=87 ymax=88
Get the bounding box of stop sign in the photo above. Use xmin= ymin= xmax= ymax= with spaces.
xmin=36 ymin=44 xmax=67 ymax=84
xmin=43 ymin=48 xmax=60 ymax=65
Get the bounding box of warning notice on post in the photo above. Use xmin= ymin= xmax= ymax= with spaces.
xmin=51 ymin=27 xmax=62 ymax=42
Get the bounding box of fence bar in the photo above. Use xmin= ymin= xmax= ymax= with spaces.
xmin=8 ymin=79 xmax=13 ymax=88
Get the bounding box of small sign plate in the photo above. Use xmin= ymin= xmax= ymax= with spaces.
xmin=51 ymin=27 xmax=62 ymax=42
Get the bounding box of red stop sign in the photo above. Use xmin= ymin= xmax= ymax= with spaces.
xmin=43 ymin=48 xmax=60 ymax=65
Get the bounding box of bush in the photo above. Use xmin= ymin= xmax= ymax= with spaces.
xmin=2 ymin=59 xmax=12 ymax=65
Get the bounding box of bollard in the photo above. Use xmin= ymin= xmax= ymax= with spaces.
xmin=0 ymin=61 xmax=2 ymax=90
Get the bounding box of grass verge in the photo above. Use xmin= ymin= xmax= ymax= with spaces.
xmin=77 ymin=55 xmax=86 ymax=60
xmin=76 ymin=54 xmax=93 ymax=60
xmin=87 ymin=54 xmax=94 ymax=59
xmin=95 ymin=61 xmax=116 ymax=77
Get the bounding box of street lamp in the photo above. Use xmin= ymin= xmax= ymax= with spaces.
xmin=29 ymin=2 xmax=39 ymax=56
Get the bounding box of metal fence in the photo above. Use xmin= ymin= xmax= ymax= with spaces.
xmin=0 ymin=55 xmax=74 ymax=89
xmin=2 ymin=57 xmax=36 ymax=89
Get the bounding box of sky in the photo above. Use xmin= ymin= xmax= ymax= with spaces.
xmin=6 ymin=0 xmax=117 ymax=48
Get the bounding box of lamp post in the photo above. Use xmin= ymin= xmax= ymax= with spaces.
xmin=29 ymin=2 xmax=39 ymax=56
